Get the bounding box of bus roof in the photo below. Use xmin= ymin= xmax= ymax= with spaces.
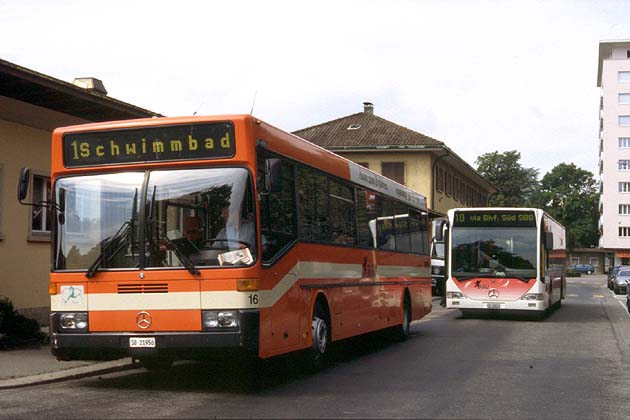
xmin=51 ymin=114 xmax=427 ymax=210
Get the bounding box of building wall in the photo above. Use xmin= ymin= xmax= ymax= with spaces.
xmin=600 ymin=46 xmax=630 ymax=254
xmin=0 ymin=119 xmax=52 ymax=321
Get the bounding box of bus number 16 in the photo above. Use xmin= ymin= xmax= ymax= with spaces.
xmin=248 ymin=294 xmax=259 ymax=305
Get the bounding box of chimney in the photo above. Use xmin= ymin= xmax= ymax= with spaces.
xmin=73 ymin=77 xmax=108 ymax=95
xmin=363 ymin=101 xmax=374 ymax=115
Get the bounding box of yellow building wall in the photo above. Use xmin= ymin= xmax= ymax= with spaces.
xmin=0 ymin=119 xmax=51 ymax=320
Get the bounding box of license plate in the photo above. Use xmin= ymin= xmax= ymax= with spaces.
xmin=129 ymin=337 xmax=156 ymax=348
xmin=485 ymin=302 xmax=501 ymax=309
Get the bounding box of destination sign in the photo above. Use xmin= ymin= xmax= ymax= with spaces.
xmin=453 ymin=210 xmax=536 ymax=228
xmin=63 ymin=122 xmax=235 ymax=167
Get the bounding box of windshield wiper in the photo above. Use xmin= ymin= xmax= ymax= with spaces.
xmin=453 ymin=273 xmax=533 ymax=282
xmin=85 ymin=221 xmax=131 ymax=278
xmin=160 ymin=234 xmax=200 ymax=276
xmin=453 ymin=274 xmax=496 ymax=281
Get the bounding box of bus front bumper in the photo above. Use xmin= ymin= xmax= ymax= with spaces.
xmin=446 ymin=299 xmax=546 ymax=311
xmin=50 ymin=309 xmax=259 ymax=361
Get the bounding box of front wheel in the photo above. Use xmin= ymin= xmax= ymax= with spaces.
xmin=392 ymin=295 xmax=411 ymax=341
xmin=305 ymin=303 xmax=331 ymax=371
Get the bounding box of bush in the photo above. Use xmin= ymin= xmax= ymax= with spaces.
xmin=0 ymin=296 xmax=46 ymax=349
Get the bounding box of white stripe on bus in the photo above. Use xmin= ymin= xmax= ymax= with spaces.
xmin=50 ymin=261 xmax=429 ymax=311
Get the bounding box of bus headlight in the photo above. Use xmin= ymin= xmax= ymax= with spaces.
xmin=522 ymin=293 xmax=544 ymax=301
xmin=446 ymin=292 xmax=464 ymax=299
xmin=202 ymin=310 xmax=239 ymax=330
xmin=58 ymin=312 xmax=88 ymax=331
xmin=432 ymin=266 xmax=444 ymax=276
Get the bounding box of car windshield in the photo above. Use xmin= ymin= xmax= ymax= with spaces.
xmin=54 ymin=168 xmax=257 ymax=274
xmin=451 ymin=226 xmax=538 ymax=279
xmin=618 ymin=270 xmax=630 ymax=277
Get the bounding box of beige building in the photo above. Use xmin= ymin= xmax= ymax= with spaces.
xmin=0 ymin=58 xmax=159 ymax=323
xmin=294 ymin=102 xmax=496 ymax=217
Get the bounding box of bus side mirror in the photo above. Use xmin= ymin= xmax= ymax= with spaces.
xmin=433 ymin=219 xmax=447 ymax=242
xmin=544 ymin=232 xmax=554 ymax=250
xmin=264 ymin=158 xmax=282 ymax=193
xmin=17 ymin=167 xmax=31 ymax=204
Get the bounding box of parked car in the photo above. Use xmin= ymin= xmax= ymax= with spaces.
xmin=608 ymin=266 xmax=630 ymax=289
xmin=613 ymin=269 xmax=630 ymax=295
xmin=571 ymin=263 xmax=595 ymax=274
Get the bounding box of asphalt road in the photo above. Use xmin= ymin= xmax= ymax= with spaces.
xmin=2 ymin=275 xmax=630 ymax=419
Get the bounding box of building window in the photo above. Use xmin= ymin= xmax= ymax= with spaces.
xmin=589 ymin=258 xmax=599 ymax=267
xmin=570 ymin=257 xmax=579 ymax=265
xmin=619 ymin=160 xmax=630 ymax=170
xmin=619 ymin=116 xmax=630 ymax=126
xmin=435 ymin=167 xmax=443 ymax=192
xmin=453 ymin=177 xmax=459 ymax=201
xmin=619 ymin=182 xmax=630 ymax=192
xmin=620 ymin=94 xmax=630 ymax=105
xmin=29 ymin=173 xmax=51 ymax=241
xmin=620 ymin=204 xmax=630 ymax=215
xmin=445 ymin=172 xmax=452 ymax=196
xmin=619 ymin=226 xmax=630 ymax=237
xmin=619 ymin=71 xmax=630 ymax=82
xmin=356 ymin=162 xmax=369 ymax=169
xmin=620 ymin=138 xmax=630 ymax=148
xmin=382 ymin=162 xmax=405 ymax=185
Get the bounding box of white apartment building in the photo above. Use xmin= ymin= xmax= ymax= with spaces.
xmin=598 ymin=40 xmax=630 ymax=265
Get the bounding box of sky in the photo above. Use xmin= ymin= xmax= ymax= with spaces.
xmin=1 ymin=0 xmax=630 ymax=177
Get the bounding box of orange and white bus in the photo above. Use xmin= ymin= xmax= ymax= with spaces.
xmin=444 ymin=207 xmax=566 ymax=316
xmin=18 ymin=115 xmax=432 ymax=369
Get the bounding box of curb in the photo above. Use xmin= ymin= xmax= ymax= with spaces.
xmin=0 ymin=358 xmax=136 ymax=390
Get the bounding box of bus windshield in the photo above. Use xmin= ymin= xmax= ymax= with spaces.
xmin=54 ymin=167 xmax=256 ymax=273
xmin=451 ymin=226 xmax=537 ymax=279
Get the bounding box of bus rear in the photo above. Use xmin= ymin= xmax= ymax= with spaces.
xmin=445 ymin=208 xmax=565 ymax=315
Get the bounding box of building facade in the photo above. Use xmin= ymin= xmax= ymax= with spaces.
xmin=0 ymin=58 xmax=159 ymax=323
xmin=598 ymin=40 xmax=630 ymax=267
xmin=294 ymin=102 xmax=496 ymax=218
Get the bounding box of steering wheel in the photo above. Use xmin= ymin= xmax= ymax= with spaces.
xmin=202 ymin=238 xmax=249 ymax=249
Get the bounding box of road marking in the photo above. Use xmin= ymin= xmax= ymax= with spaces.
xmin=592 ymin=294 xmax=605 ymax=298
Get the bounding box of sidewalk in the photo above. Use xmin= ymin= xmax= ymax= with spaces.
xmin=0 ymin=344 xmax=134 ymax=390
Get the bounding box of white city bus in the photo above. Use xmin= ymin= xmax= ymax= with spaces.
xmin=445 ymin=208 xmax=566 ymax=316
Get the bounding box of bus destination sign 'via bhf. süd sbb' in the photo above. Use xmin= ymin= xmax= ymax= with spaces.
xmin=453 ymin=210 xmax=536 ymax=228
xmin=63 ymin=122 xmax=235 ymax=167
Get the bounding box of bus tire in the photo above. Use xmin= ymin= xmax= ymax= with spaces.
xmin=392 ymin=293 xmax=411 ymax=341
xmin=307 ymin=300 xmax=331 ymax=371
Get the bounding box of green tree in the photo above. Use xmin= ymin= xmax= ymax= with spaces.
xmin=476 ymin=151 xmax=540 ymax=206
xmin=534 ymin=163 xmax=599 ymax=249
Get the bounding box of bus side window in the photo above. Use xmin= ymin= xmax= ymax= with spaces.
xmin=257 ymin=155 xmax=297 ymax=263
xmin=329 ymin=179 xmax=356 ymax=245
xmin=376 ymin=196 xmax=396 ymax=251
xmin=356 ymin=188 xmax=376 ymax=248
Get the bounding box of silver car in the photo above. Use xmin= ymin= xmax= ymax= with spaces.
xmin=613 ymin=269 xmax=630 ymax=295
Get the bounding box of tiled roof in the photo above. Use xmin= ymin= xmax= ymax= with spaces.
xmin=293 ymin=111 xmax=443 ymax=149
xmin=0 ymin=58 xmax=161 ymax=121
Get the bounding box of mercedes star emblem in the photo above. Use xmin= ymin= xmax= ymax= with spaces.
xmin=488 ymin=288 xmax=500 ymax=299
xmin=136 ymin=311 xmax=152 ymax=329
